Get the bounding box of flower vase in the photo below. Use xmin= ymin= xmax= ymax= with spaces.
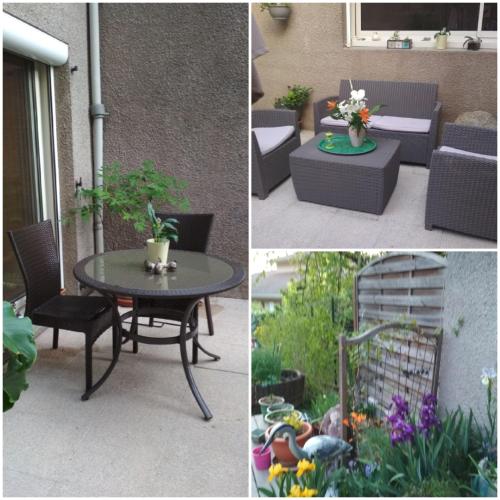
xmin=348 ymin=127 xmax=366 ymax=148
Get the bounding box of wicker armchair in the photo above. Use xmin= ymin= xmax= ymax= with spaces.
xmin=425 ymin=123 xmax=497 ymax=241
xmin=252 ymin=109 xmax=301 ymax=199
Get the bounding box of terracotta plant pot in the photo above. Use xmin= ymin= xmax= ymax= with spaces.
xmin=117 ymin=296 xmax=133 ymax=308
xmin=265 ymin=422 xmax=313 ymax=466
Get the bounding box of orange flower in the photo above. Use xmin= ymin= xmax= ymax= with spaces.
xmin=327 ymin=100 xmax=337 ymax=111
xmin=342 ymin=418 xmax=350 ymax=427
xmin=359 ymin=107 xmax=370 ymax=123
xmin=351 ymin=412 xmax=367 ymax=424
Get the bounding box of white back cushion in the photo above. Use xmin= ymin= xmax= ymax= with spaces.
xmin=252 ymin=126 xmax=295 ymax=155
xmin=439 ymin=145 xmax=497 ymax=161
xmin=320 ymin=115 xmax=383 ymax=129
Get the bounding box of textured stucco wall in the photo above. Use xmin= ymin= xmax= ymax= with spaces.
xmin=4 ymin=3 xmax=94 ymax=293
xmin=252 ymin=4 xmax=497 ymax=133
xmin=99 ymin=3 xmax=248 ymax=298
xmin=439 ymin=252 xmax=497 ymax=424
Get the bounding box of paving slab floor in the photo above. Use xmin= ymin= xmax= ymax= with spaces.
xmin=3 ymin=297 xmax=249 ymax=497
xmin=252 ymin=130 xmax=496 ymax=250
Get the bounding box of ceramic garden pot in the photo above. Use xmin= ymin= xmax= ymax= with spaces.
xmin=264 ymin=422 xmax=313 ymax=466
xmin=348 ymin=126 xmax=366 ymax=147
xmin=268 ymin=6 xmax=291 ymax=20
xmin=258 ymin=395 xmax=285 ymax=416
xmin=435 ymin=34 xmax=448 ymax=49
xmin=147 ymin=239 xmax=170 ymax=264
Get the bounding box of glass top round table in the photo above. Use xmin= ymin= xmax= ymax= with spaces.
xmin=73 ymin=248 xmax=245 ymax=420
xmin=74 ymin=248 xmax=245 ymax=299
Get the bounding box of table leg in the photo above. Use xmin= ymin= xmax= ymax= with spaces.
xmin=81 ymin=295 xmax=123 ymax=400
xmin=179 ymin=298 xmax=213 ymax=420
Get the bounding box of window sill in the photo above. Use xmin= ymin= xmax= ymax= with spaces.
xmin=345 ymin=45 xmax=496 ymax=53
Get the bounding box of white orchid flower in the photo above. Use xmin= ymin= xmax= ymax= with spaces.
xmin=350 ymin=88 xmax=366 ymax=101
xmin=481 ymin=367 xmax=497 ymax=386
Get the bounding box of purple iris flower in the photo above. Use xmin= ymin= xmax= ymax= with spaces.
xmin=388 ymin=394 xmax=414 ymax=446
xmin=418 ymin=393 xmax=440 ymax=437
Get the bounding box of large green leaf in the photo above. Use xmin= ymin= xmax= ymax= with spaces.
xmin=3 ymin=302 xmax=37 ymax=411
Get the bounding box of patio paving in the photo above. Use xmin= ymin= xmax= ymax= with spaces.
xmin=252 ymin=130 xmax=496 ymax=249
xmin=4 ymin=297 xmax=248 ymax=497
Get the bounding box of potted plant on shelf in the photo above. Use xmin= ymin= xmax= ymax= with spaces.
xmin=264 ymin=411 xmax=313 ymax=466
xmin=251 ymin=346 xmax=306 ymax=414
xmin=326 ymin=81 xmax=383 ymax=148
xmin=274 ymin=84 xmax=313 ymax=128
xmin=258 ymin=394 xmax=285 ymax=415
xmin=434 ymin=27 xmax=451 ymax=49
xmin=146 ymin=202 xmax=179 ymax=264
xmin=260 ymin=3 xmax=291 ymax=21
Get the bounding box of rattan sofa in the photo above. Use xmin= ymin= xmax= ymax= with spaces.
xmin=252 ymin=109 xmax=301 ymax=199
xmin=425 ymin=123 xmax=497 ymax=241
xmin=313 ymin=79 xmax=441 ymax=167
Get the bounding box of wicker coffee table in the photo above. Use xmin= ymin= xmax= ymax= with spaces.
xmin=290 ymin=133 xmax=401 ymax=214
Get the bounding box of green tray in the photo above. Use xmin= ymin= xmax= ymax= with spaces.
xmin=318 ymin=135 xmax=377 ymax=155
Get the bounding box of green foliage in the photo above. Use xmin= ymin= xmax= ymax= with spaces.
xmin=434 ymin=27 xmax=451 ymax=38
xmin=252 ymin=346 xmax=282 ymax=386
xmin=452 ymin=316 xmax=465 ymax=337
xmin=335 ymin=406 xmax=489 ymax=496
xmin=147 ymin=202 xmax=178 ymax=243
xmin=70 ymin=160 xmax=190 ymax=233
xmin=255 ymin=252 xmax=371 ymax=400
xmin=260 ymin=2 xmax=290 ymax=11
xmin=308 ymin=392 xmax=339 ymax=421
xmin=3 ymin=302 xmax=37 ymax=411
xmin=274 ymin=85 xmax=313 ymax=111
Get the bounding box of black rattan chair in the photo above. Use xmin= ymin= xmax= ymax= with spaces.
xmin=8 ymin=220 xmax=116 ymax=400
xmin=137 ymin=213 xmax=215 ymax=336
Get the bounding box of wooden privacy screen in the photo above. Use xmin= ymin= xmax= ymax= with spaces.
xmin=339 ymin=253 xmax=446 ymax=441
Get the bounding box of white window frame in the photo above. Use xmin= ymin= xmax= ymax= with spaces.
xmin=348 ymin=2 xmax=497 ymax=50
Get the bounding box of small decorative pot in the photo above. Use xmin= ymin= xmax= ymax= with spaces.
xmin=264 ymin=422 xmax=313 ymax=466
xmin=258 ymin=395 xmax=285 ymax=416
xmin=146 ymin=239 xmax=170 ymax=264
xmin=348 ymin=126 xmax=366 ymax=148
xmin=265 ymin=409 xmax=304 ymax=427
xmin=268 ymin=6 xmax=291 ymax=21
xmin=435 ymin=34 xmax=448 ymax=50
xmin=252 ymin=445 xmax=272 ymax=470
xmin=267 ymin=402 xmax=294 ymax=414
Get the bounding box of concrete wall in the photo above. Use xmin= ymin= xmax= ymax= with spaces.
xmin=4 ymin=3 xmax=94 ymax=293
xmin=252 ymin=4 xmax=497 ymax=133
xmin=99 ymin=3 xmax=249 ymax=298
xmin=440 ymin=252 xmax=497 ymax=424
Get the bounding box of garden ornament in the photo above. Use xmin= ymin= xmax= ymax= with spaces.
xmin=261 ymin=422 xmax=352 ymax=465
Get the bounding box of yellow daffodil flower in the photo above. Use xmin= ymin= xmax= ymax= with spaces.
xmin=288 ymin=485 xmax=302 ymax=497
xmin=296 ymin=459 xmax=316 ymax=478
xmin=268 ymin=463 xmax=288 ymax=482
xmin=301 ymin=487 xmax=318 ymax=497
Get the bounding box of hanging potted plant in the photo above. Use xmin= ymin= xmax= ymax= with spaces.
xmin=434 ymin=27 xmax=451 ymax=49
xmin=260 ymin=3 xmax=291 ymax=21
xmin=146 ymin=202 xmax=179 ymax=264
xmin=326 ymin=82 xmax=383 ymax=148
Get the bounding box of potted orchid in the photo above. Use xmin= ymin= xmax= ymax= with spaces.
xmin=434 ymin=27 xmax=451 ymax=50
xmin=326 ymin=82 xmax=383 ymax=147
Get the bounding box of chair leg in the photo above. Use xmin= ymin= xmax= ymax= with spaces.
xmin=204 ymin=296 xmax=214 ymax=336
xmin=52 ymin=328 xmax=59 ymax=349
xmin=191 ymin=309 xmax=198 ymax=364
xmin=84 ymin=336 xmax=93 ymax=395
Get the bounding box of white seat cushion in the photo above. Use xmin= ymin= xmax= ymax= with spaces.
xmin=252 ymin=126 xmax=295 ymax=155
xmin=320 ymin=115 xmax=383 ymax=129
xmin=372 ymin=115 xmax=431 ymax=133
xmin=439 ymin=145 xmax=497 ymax=161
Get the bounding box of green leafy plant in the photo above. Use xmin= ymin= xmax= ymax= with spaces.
xmin=260 ymin=3 xmax=290 ymax=12
xmin=259 ymin=459 xmax=335 ymax=497
xmin=274 ymin=85 xmax=313 ymax=111
xmin=254 ymin=252 xmax=371 ymax=400
xmin=252 ymin=346 xmax=282 ymax=386
xmin=308 ymin=391 xmax=339 ymax=421
xmin=71 ymin=160 xmax=189 ymax=233
xmin=147 ymin=202 xmax=178 ymax=243
xmin=434 ymin=27 xmax=451 ymax=38
xmin=3 ymin=302 xmax=37 ymax=411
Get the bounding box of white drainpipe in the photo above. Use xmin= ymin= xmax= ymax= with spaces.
xmin=89 ymin=3 xmax=106 ymax=254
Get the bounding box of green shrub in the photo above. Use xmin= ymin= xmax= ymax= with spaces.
xmin=274 ymin=85 xmax=313 ymax=111
xmin=308 ymin=392 xmax=339 ymax=421
xmin=251 ymin=346 xmax=282 ymax=386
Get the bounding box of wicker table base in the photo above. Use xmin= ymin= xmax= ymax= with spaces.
xmin=290 ymin=133 xmax=401 ymax=215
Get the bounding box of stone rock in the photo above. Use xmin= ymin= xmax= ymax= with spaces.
xmin=455 ymin=111 xmax=497 ymax=129
xmin=319 ymin=403 xmax=343 ymax=438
